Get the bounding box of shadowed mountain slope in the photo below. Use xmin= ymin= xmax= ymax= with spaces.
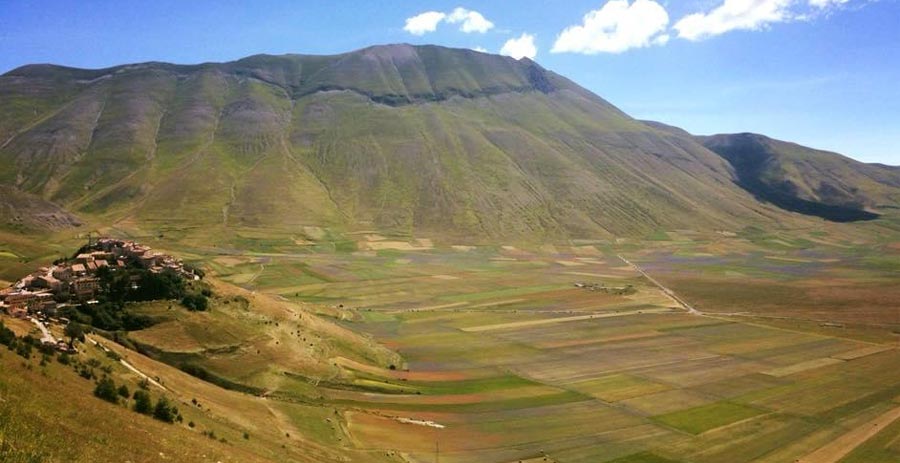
xmin=697 ymin=132 xmax=900 ymax=222
xmin=2 ymin=44 xmax=883 ymax=239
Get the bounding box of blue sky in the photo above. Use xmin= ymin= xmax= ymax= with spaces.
xmin=1 ymin=0 xmax=898 ymax=164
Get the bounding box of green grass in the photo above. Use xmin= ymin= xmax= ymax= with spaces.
xmin=654 ymin=402 xmax=766 ymax=435
xmin=441 ymin=284 xmax=568 ymax=302
xmin=838 ymin=417 xmax=900 ymax=463
xmin=412 ymin=374 xmax=540 ymax=395
xmin=646 ymin=229 xmax=672 ymax=241
xmin=607 ymin=452 xmax=684 ymax=463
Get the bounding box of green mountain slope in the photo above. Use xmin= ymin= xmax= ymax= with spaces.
xmin=0 ymin=44 xmax=878 ymax=239
xmin=0 ymin=185 xmax=82 ymax=231
xmin=697 ymin=132 xmax=900 ymax=221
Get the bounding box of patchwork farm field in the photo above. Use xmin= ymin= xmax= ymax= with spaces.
xmin=181 ymin=234 xmax=900 ymax=463
xmin=5 ymin=225 xmax=898 ymax=462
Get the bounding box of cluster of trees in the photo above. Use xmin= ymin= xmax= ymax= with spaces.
xmin=93 ymin=374 xmax=181 ymax=423
xmin=63 ymin=266 xmax=211 ymax=332
xmin=0 ymin=322 xmax=56 ymax=360
xmin=96 ymin=266 xmax=186 ymax=303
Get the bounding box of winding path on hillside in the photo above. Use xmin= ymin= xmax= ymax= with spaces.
xmin=87 ymin=337 xmax=167 ymax=391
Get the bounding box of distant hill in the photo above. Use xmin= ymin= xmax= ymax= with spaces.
xmin=1 ymin=44 xmax=897 ymax=239
xmin=697 ymin=132 xmax=900 ymax=222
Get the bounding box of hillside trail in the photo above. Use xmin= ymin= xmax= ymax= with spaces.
xmin=87 ymin=336 xmax=168 ymax=391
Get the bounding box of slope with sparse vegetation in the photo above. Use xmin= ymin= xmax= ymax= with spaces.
xmin=3 ymin=44 xmax=867 ymax=241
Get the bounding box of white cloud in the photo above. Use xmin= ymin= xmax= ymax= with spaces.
xmin=403 ymin=7 xmax=494 ymax=35
xmin=674 ymin=0 xmax=793 ymax=41
xmin=551 ymin=0 xmax=670 ymax=54
xmin=500 ymin=33 xmax=538 ymax=60
xmin=404 ymin=11 xmax=447 ymax=35
xmin=809 ymin=0 xmax=849 ymax=8
xmin=472 ymin=46 xmax=488 ymax=53
xmin=447 ymin=7 xmax=495 ymax=33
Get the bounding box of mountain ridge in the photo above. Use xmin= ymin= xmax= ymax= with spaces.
xmin=1 ymin=44 xmax=896 ymax=240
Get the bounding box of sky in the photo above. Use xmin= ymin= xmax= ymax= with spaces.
xmin=1 ymin=0 xmax=898 ymax=164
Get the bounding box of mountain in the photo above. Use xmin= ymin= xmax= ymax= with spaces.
xmin=697 ymin=132 xmax=900 ymax=222
xmin=0 ymin=185 xmax=82 ymax=231
xmin=0 ymin=44 xmax=895 ymax=240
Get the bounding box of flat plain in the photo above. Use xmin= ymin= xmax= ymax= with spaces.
xmin=2 ymin=225 xmax=899 ymax=462
xmin=167 ymin=227 xmax=900 ymax=463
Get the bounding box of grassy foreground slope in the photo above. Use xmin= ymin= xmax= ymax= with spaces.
xmin=0 ymin=329 xmax=403 ymax=463
xmin=1 ymin=44 xmax=828 ymax=241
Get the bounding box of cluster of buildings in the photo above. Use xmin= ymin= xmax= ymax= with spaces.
xmin=0 ymin=238 xmax=199 ymax=319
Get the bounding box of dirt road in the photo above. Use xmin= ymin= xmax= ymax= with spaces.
xmin=618 ymin=255 xmax=702 ymax=315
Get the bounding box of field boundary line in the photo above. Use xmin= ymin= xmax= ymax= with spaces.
xmin=459 ymin=308 xmax=674 ymax=332
xmin=797 ymin=404 xmax=900 ymax=463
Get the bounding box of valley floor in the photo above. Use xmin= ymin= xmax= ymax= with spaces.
xmin=2 ymin=228 xmax=899 ymax=462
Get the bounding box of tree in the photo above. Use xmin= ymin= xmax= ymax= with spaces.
xmin=93 ymin=376 xmax=119 ymax=404
xmin=64 ymin=322 xmax=86 ymax=346
xmin=0 ymin=322 xmax=15 ymax=346
xmin=133 ymin=390 xmax=153 ymax=415
xmin=153 ymin=397 xmax=177 ymax=423
xmin=117 ymin=384 xmax=130 ymax=398
xmin=181 ymin=294 xmax=208 ymax=311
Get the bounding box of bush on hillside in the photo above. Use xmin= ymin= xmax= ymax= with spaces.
xmin=133 ymin=390 xmax=153 ymax=415
xmin=153 ymin=397 xmax=178 ymax=423
xmin=181 ymin=294 xmax=208 ymax=311
xmin=94 ymin=376 xmax=119 ymax=404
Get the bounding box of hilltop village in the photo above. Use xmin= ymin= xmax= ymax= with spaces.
xmin=0 ymin=238 xmax=199 ymax=320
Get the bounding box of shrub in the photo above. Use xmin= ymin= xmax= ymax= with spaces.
xmin=133 ymin=390 xmax=153 ymax=415
xmin=15 ymin=342 xmax=32 ymax=360
xmin=78 ymin=366 xmax=94 ymax=380
xmin=117 ymin=384 xmax=130 ymax=398
xmin=153 ymin=397 xmax=177 ymax=423
xmin=93 ymin=376 xmax=119 ymax=403
xmin=0 ymin=322 xmax=16 ymax=346
xmin=181 ymin=294 xmax=208 ymax=311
